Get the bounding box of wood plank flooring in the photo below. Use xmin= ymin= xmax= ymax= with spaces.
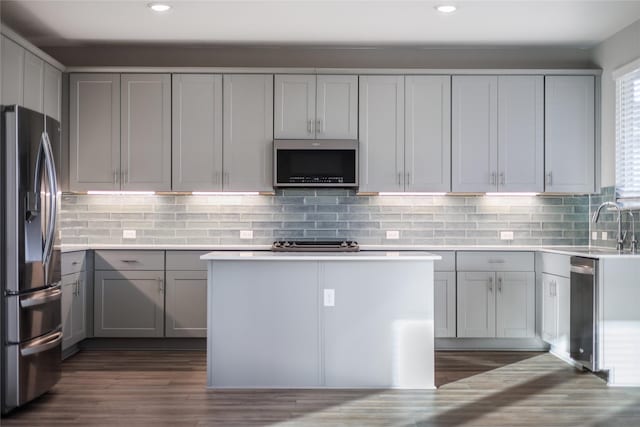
xmin=3 ymin=350 xmax=640 ymax=426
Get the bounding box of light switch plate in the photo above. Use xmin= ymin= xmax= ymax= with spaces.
xmin=323 ymin=289 xmax=335 ymax=307
xmin=386 ymin=230 xmax=400 ymax=240
xmin=601 ymin=231 xmax=608 ymax=240
xmin=123 ymin=230 xmax=136 ymax=239
xmin=500 ymin=231 xmax=514 ymax=241
xmin=240 ymin=230 xmax=253 ymax=239
xmin=592 ymin=231 xmax=598 ymax=241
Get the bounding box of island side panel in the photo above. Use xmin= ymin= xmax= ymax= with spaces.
xmin=207 ymin=260 xmax=321 ymax=388
xmin=600 ymin=258 xmax=640 ymax=386
xmin=320 ymin=260 xmax=435 ymax=389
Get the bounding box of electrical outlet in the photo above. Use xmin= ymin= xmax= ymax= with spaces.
xmin=386 ymin=230 xmax=400 ymax=240
xmin=240 ymin=230 xmax=253 ymax=239
xmin=323 ymin=289 xmax=335 ymax=307
xmin=592 ymin=231 xmax=598 ymax=241
xmin=500 ymin=231 xmax=514 ymax=241
xmin=122 ymin=230 xmax=136 ymax=239
xmin=601 ymin=231 xmax=608 ymax=240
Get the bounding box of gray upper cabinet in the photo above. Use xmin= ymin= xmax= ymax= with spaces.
xmin=497 ymin=76 xmax=544 ymax=192
xmin=453 ymin=75 xmax=543 ymax=193
xmin=405 ymin=75 xmax=452 ymax=192
xmin=172 ymin=74 xmax=223 ymax=191
xmin=274 ymin=74 xmax=357 ymax=139
xmin=1 ymin=35 xmax=24 ymax=106
xmin=43 ymin=62 xmax=62 ymax=121
xmin=545 ymin=75 xmax=595 ymax=193
xmin=315 ymin=75 xmax=358 ymax=139
xmin=70 ymin=74 xmax=121 ymax=191
xmin=359 ymin=75 xmax=405 ymax=192
xmin=274 ymin=74 xmax=315 ymax=139
xmin=23 ymin=51 xmax=44 ymax=113
xmin=452 ymin=76 xmax=497 ymax=193
xmin=121 ymin=74 xmax=171 ymax=191
xmin=223 ymin=74 xmax=274 ymax=192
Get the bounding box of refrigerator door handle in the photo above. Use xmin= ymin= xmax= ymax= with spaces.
xmin=20 ymin=331 xmax=63 ymax=357
xmin=41 ymin=131 xmax=58 ymax=269
xmin=19 ymin=284 xmax=62 ymax=308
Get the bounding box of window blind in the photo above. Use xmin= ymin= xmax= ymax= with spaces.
xmin=616 ymin=66 xmax=640 ymax=205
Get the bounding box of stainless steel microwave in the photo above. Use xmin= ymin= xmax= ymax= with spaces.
xmin=273 ymin=140 xmax=358 ymax=188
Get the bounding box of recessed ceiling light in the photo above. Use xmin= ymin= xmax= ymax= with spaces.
xmin=148 ymin=3 xmax=171 ymax=12
xmin=435 ymin=5 xmax=457 ymax=14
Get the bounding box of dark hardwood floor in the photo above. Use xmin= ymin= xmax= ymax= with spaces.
xmin=3 ymin=350 xmax=640 ymax=426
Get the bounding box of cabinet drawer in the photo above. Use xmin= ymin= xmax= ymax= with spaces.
xmin=166 ymin=251 xmax=209 ymax=271
xmin=95 ymin=250 xmax=164 ymax=271
xmin=457 ymin=251 xmax=534 ymax=272
xmin=431 ymin=251 xmax=455 ymax=271
xmin=538 ymin=252 xmax=570 ymax=278
xmin=62 ymin=251 xmax=86 ymax=275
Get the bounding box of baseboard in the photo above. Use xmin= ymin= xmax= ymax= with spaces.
xmin=435 ymin=337 xmax=550 ymax=351
xmin=79 ymin=338 xmax=206 ymax=351
xmin=62 ymin=344 xmax=81 ymax=360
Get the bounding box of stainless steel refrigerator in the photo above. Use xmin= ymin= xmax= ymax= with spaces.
xmin=1 ymin=105 xmax=62 ymax=414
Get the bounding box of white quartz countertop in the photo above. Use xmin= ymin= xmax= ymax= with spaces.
xmin=200 ymin=250 xmax=442 ymax=261
xmin=60 ymin=244 xmax=640 ymax=259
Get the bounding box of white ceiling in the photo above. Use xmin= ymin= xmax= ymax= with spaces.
xmin=3 ymin=0 xmax=640 ymax=47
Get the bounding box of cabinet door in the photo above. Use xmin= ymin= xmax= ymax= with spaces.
xmin=434 ymin=271 xmax=456 ymax=338
xmin=556 ymin=275 xmax=571 ymax=355
xmin=71 ymin=272 xmax=87 ymax=346
xmin=274 ymin=75 xmax=315 ymax=139
xmin=545 ymin=76 xmax=595 ymax=193
xmin=23 ymin=51 xmax=44 ymax=113
xmin=359 ymin=75 xmax=405 ymax=192
xmin=497 ymin=76 xmax=544 ymax=192
xmin=223 ymin=74 xmax=274 ymax=192
xmin=322 ymin=261 xmax=434 ymax=388
xmin=316 ymin=75 xmax=358 ymax=139
xmin=61 ymin=274 xmax=76 ymax=350
xmin=452 ymin=76 xmax=498 ymax=192
xmin=94 ymin=270 xmax=164 ymax=337
xmin=1 ymin=36 xmax=24 ymax=106
xmin=69 ymin=74 xmax=121 ymax=191
xmin=43 ymin=63 xmax=62 ymax=121
xmin=541 ymin=273 xmax=558 ymax=344
xmin=405 ymin=75 xmax=451 ymax=192
xmin=457 ymin=272 xmax=495 ymax=337
xmin=165 ymin=271 xmax=207 ymax=338
xmin=496 ymin=272 xmax=535 ymax=338
xmin=172 ymin=74 xmax=223 ymax=191
xmin=121 ymin=74 xmax=171 ymax=191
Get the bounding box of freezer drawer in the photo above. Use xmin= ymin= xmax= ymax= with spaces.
xmin=3 ymin=329 xmax=62 ymax=413
xmin=6 ymin=284 xmax=62 ymax=343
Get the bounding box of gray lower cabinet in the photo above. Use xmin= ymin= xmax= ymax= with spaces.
xmin=94 ymin=270 xmax=164 ymax=337
xmin=61 ymin=271 xmax=87 ymax=350
xmin=165 ymin=270 xmax=207 ymax=337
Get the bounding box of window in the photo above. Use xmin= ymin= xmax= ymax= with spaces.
xmin=616 ymin=62 xmax=640 ymax=206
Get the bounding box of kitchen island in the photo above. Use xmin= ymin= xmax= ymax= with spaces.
xmin=201 ymin=251 xmax=441 ymax=389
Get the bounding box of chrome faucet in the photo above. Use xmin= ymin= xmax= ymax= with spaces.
xmin=592 ymin=201 xmax=624 ymax=252
xmin=627 ymin=211 xmax=638 ymax=254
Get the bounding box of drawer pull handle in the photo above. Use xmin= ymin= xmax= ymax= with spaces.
xmin=488 ymin=259 xmax=505 ymax=264
xmin=120 ymin=259 xmax=139 ymax=263
xmin=71 ymin=261 xmax=79 ymax=265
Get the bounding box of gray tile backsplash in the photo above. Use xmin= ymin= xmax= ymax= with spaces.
xmin=60 ymin=190 xmax=591 ymax=246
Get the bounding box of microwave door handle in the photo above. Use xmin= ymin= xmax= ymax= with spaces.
xmin=41 ymin=131 xmax=58 ymax=268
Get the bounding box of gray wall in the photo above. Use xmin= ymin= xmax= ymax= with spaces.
xmin=590 ymin=18 xmax=640 ymax=187
xmin=45 ymin=44 xmax=595 ymax=69
xmin=61 ymin=191 xmax=590 ymax=247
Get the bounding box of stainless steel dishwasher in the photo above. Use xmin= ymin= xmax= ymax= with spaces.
xmin=570 ymin=256 xmax=600 ymax=371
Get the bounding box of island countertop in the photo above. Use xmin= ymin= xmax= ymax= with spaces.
xmin=200 ymin=250 xmax=442 ymax=261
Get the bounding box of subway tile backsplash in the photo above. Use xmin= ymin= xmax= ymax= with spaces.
xmin=60 ymin=190 xmax=591 ymax=246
